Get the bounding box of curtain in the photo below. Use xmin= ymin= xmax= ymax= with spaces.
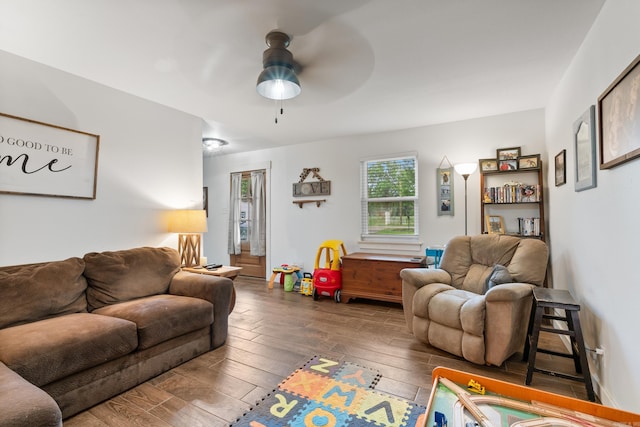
xmin=250 ymin=170 xmax=266 ymax=256
xmin=227 ymin=172 xmax=242 ymax=254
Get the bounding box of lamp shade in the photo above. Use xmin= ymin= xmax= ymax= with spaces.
xmin=256 ymin=66 xmax=301 ymax=100
xmin=454 ymin=162 xmax=478 ymax=176
xmin=168 ymin=210 xmax=207 ymax=233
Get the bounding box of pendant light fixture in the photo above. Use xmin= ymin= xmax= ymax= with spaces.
xmin=256 ymin=30 xmax=301 ymax=123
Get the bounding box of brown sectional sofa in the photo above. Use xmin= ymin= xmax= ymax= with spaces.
xmin=0 ymin=246 xmax=234 ymax=427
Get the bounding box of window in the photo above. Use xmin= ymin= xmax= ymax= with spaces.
xmin=361 ymin=153 xmax=418 ymax=239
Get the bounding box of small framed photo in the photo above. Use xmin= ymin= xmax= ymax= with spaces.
xmin=555 ymin=149 xmax=566 ymax=186
xmin=518 ymin=154 xmax=541 ymax=170
xmin=485 ymin=215 xmax=505 ymax=235
xmin=498 ymin=159 xmax=518 ymax=171
xmin=479 ymin=158 xmax=498 ymax=173
xmin=496 ymin=147 xmax=521 ymax=160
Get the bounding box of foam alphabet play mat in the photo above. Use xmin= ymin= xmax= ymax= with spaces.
xmin=231 ymin=355 xmax=427 ymax=427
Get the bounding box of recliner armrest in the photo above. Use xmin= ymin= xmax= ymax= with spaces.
xmin=399 ymin=268 xmax=452 ymax=288
xmin=169 ymin=271 xmax=234 ymax=349
xmin=400 ymin=268 xmax=452 ymax=332
xmin=485 ymin=282 xmax=534 ymax=302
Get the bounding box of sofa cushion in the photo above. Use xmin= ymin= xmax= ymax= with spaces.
xmin=84 ymin=247 xmax=181 ymax=310
xmin=0 ymin=313 xmax=137 ymax=386
xmin=0 ymin=257 xmax=87 ymax=329
xmin=92 ymin=295 xmax=213 ymax=350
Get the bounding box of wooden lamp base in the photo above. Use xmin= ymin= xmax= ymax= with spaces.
xmin=177 ymin=233 xmax=201 ymax=267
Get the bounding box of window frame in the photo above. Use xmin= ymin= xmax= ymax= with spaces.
xmin=360 ymin=152 xmax=419 ymax=241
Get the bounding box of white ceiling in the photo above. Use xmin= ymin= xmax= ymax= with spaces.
xmin=0 ymin=0 xmax=604 ymax=156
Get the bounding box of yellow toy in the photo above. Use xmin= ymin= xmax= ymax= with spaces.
xmin=312 ymin=239 xmax=347 ymax=302
xmin=300 ymin=273 xmax=313 ymax=296
xmin=467 ymin=379 xmax=486 ymax=394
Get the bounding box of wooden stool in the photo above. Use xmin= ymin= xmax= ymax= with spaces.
xmin=523 ymin=287 xmax=595 ymax=402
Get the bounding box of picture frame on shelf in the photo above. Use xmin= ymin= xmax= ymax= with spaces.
xmin=518 ymin=154 xmax=541 ymax=170
xmin=555 ymin=149 xmax=566 ymax=186
xmin=485 ymin=215 xmax=505 ymax=235
xmin=479 ymin=158 xmax=498 ymax=173
xmin=598 ymin=53 xmax=640 ymax=170
xmin=496 ymin=147 xmax=521 ymax=160
xmin=574 ymin=105 xmax=597 ymax=192
xmin=498 ymin=159 xmax=518 ymax=172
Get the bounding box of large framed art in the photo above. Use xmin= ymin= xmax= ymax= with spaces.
xmin=0 ymin=112 xmax=100 ymax=199
xmin=598 ymin=54 xmax=640 ymax=169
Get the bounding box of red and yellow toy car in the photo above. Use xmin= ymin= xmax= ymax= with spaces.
xmin=312 ymin=239 xmax=347 ymax=303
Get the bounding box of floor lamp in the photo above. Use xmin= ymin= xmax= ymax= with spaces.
xmin=454 ymin=162 xmax=478 ymax=235
xmin=168 ymin=209 xmax=208 ymax=267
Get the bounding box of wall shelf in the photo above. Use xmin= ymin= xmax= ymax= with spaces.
xmin=480 ymin=163 xmax=545 ymax=240
xmin=292 ymin=199 xmax=326 ymax=208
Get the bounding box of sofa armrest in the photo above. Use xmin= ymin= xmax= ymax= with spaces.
xmin=169 ymin=271 xmax=234 ymax=349
xmin=484 ymin=283 xmax=535 ymax=366
xmin=400 ymin=268 xmax=452 ymax=332
xmin=0 ymin=362 xmax=62 ymax=427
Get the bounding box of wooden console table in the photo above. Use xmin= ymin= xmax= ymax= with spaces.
xmin=340 ymin=253 xmax=426 ymax=304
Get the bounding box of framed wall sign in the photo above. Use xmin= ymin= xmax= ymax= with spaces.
xmin=0 ymin=112 xmax=99 ymax=199
xmin=598 ymin=54 xmax=640 ymax=169
xmin=574 ymin=106 xmax=597 ymax=191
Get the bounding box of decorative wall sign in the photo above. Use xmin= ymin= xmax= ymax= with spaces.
xmin=437 ymin=156 xmax=454 ymax=216
xmin=0 ymin=112 xmax=99 ymax=199
xmin=292 ymin=167 xmax=331 ymax=197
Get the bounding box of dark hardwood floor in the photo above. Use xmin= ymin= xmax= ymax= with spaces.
xmin=65 ymin=276 xmax=591 ymax=426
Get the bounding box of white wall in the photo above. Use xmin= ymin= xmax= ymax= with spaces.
xmin=545 ymin=0 xmax=640 ymax=412
xmin=203 ymin=108 xmax=545 ymax=276
xmin=0 ymin=51 xmax=204 ymax=265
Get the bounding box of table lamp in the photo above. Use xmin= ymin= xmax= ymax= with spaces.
xmin=168 ymin=209 xmax=208 ymax=267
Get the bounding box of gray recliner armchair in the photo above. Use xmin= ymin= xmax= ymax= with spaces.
xmin=400 ymin=234 xmax=549 ymax=366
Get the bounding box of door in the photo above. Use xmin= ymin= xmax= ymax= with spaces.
xmin=229 ymin=170 xmax=266 ymax=277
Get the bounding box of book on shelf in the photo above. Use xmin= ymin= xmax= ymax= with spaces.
xmin=482 ymin=183 xmax=540 ymax=203
xmin=518 ymin=217 xmax=541 ymax=237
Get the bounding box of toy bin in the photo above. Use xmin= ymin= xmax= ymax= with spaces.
xmin=312 ymin=239 xmax=347 ymax=303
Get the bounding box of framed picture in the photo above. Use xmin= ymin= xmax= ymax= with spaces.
xmin=0 ymin=112 xmax=99 ymax=199
xmin=485 ymin=215 xmax=505 ymax=234
xmin=496 ymin=147 xmax=521 ymax=160
xmin=436 ymin=167 xmax=454 ymax=216
xmin=479 ymin=158 xmax=498 ymax=173
xmin=498 ymin=159 xmax=518 ymax=171
xmin=555 ymin=149 xmax=566 ymax=186
xmin=574 ymin=106 xmax=597 ymax=192
xmin=598 ymin=53 xmax=640 ymax=169
xmin=518 ymin=154 xmax=541 ymax=170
